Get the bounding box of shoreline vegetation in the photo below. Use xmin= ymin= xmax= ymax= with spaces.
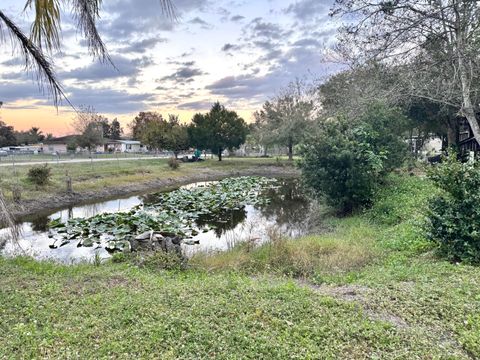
xmin=0 ymin=157 xmax=299 ymax=218
xmin=1 ymin=171 xmax=479 ymax=358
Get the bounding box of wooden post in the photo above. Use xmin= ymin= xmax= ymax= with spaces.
xmin=65 ymin=171 xmax=73 ymax=194
xmin=12 ymin=185 xmax=21 ymax=203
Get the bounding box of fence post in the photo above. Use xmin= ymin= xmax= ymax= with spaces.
xmin=65 ymin=170 xmax=73 ymax=195
xmin=12 ymin=185 xmax=21 ymax=203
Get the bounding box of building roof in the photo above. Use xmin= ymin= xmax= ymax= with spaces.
xmin=44 ymin=135 xmax=79 ymax=144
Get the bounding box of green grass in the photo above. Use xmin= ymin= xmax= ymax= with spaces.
xmin=0 ymin=157 xmax=291 ymax=203
xmin=1 ymin=173 xmax=479 ymax=358
xmin=0 ymin=257 xmax=472 ymax=359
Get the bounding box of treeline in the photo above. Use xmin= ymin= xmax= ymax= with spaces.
xmin=0 ymin=123 xmax=53 ymax=147
xmin=73 ymin=102 xmax=249 ymax=161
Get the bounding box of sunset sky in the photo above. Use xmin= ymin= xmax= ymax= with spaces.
xmin=0 ymin=0 xmax=339 ymax=136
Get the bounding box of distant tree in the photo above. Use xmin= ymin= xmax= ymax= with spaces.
xmin=250 ymin=115 xmax=274 ymax=157
xmin=141 ymin=121 xmax=168 ymax=151
xmin=66 ymin=139 xmax=77 ymax=152
xmin=165 ymin=114 xmax=189 ymax=158
xmin=255 ymin=80 xmax=315 ymax=160
xmin=130 ymin=112 xmax=165 ymax=141
xmin=97 ymin=116 xmax=111 ymax=138
xmin=110 ymin=118 xmax=123 ymax=140
xmin=72 ymin=106 xmax=103 ymax=151
xmin=0 ymin=120 xmax=16 ymax=147
xmin=188 ymin=102 xmax=249 ymax=161
xmin=29 ymin=127 xmax=45 ymax=142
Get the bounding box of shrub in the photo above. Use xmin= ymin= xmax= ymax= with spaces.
xmin=27 ymin=164 xmax=51 ymax=186
xmin=167 ymin=157 xmax=180 ymax=170
xmin=299 ymin=104 xmax=409 ymax=213
xmin=426 ymin=154 xmax=480 ymax=264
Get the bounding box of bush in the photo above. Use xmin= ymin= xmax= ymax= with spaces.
xmin=27 ymin=164 xmax=51 ymax=186
xmin=167 ymin=157 xmax=180 ymax=170
xmin=299 ymin=104 xmax=409 ymax=213
xmin=426 ymin=154 xmax=480 ymax=264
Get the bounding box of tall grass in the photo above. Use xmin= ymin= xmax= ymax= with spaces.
xmin=0 ymin=190 xmax=20 ymax=246
xmin=191 ymin=217 xmax=379 ymax=278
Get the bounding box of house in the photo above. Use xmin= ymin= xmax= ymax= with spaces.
xmin=458 ymin=118 xmax=480 ymax=154
xmin=99 ymin=139 xmax=147 ymax=153
xmin=42 ymin=136 xmax=147 ymax=154
xmin=43 ymin=135 xmax=79 ymax=154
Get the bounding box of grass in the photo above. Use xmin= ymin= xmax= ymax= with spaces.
xmin=0 ymin=257 xmax=471 ymax=359
xmin=0 ymin=157 xmax=291 ymax=203
xmin=1 ymin=173 xmax=479 ymax=358
xmin=191 ymin=217 xmax=379 ymax=277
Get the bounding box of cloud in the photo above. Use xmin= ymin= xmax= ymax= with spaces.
xmin=230 ymin=15 xmax=245 ymax=22
xmin=158 ymin=62 xmax=206 ymax=83
xmin=284 ymin=0 xmax=331 ymax=21
xmin=119 ymin=37 xmax=168 ymax=54
xmin=67 ymin=86 xmax=156 ymax=113
xmin=100 ymin=0 xmax=210 ymax=37
xmin=60 ymin=55 xmax=154 ymax=81
xmin=221 ymin=43 xmax=242 ymax=52
xmin=206 ymin=74 xmax=280 ymax=100
xmin=0 ymin=82 xmax=51 ymax=104
xmin=177 ymin=100 xmax=213 ymax=110
xmin=188 ymin=17 xmax=213 ymax=29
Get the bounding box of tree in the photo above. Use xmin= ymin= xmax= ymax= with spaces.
xmin=0 ymin=1 xmax=175 ymax=105
xmin=110 ymin=118 xmax=123 ymax=140
xmin=72 ymin=106 xmax=104 ymax=151
xmin=130 ymin=112 xmax=165 ymax=141
xmin=0 ymin=121 xmax=17 ymax=147
xmin=317 ymin=63 xmax=459 ymax=150
xmin=299 ymin=103 xmax=409 ymax=213
xmin=254 ymin=80 xmax=315 ymax=160
xmin=332 ymin=0 xmax=480 ymax=146
xmin=165 ymin=115 xmax=190 ymax=158
xmin=188 ymin=102 xmax=249 ymax=161
xmin=15 ymin=127 xmax=46 ymax=145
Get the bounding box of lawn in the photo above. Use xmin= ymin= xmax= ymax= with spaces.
xmin=1 ymin=174 xmax=479 ymax=359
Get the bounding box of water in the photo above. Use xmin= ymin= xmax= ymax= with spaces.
xmin=0 ymin=178 xmax=312 ymax=263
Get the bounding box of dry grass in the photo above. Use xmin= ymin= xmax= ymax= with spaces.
xmin=191 ymin=217 xmax=379 ymax=278
xmin=0 ymin=190 xmax=20 ymax=245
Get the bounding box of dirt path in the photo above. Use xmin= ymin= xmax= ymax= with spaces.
xmin=10 ymin=166 xmax=299 ymax=219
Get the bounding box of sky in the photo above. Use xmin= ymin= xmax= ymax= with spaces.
xmin=0 ymin=0 xmax=340 ymax=136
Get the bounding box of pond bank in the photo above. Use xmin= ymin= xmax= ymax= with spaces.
xmin=9 ymin=165 xmax=300 ymax=219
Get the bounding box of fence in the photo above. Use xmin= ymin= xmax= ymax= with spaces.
xmin=0 ymin=151 xmax=174 ymax=165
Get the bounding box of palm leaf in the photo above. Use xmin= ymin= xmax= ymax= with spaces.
xmin=23 ymin=0 xmax=61 ymax=51
xmin=0 ymin=9 xmax=70 ymax=107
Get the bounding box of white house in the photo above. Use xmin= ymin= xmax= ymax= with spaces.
xmin=100 ymin=139 xmax=147 ymax=153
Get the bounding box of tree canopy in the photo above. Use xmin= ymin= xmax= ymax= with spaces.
xmin=254 ymin=80 xmax=315 ymax=160
xmin=188 ymin=102 xmax=249 ymax=161
xmin=332 ymin=0 xmax=480 ymax=145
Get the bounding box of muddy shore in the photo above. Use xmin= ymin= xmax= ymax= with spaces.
xmin=10 ymin=166 xmax=300 ymax=219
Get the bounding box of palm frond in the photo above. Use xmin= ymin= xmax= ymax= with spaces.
xmin=68 ymin=0 xmax=112 ymax=64
xmin=23 ymin=0 xmax=62 ymax=51
xmin=159 ymin=0 xmax=177 ymax=21
xmin=0 ymin=9 xmax=70 ymax=107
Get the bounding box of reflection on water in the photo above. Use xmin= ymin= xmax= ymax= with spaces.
xmin=1 ymin=178 xmax=312 ymax=263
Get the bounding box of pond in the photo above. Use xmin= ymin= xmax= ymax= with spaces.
xmin=0 ymin=177 xmax=313 ymax=263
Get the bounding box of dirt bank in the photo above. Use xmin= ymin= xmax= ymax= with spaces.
xmin=10 ymin=166 xmax=300 ymax=219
